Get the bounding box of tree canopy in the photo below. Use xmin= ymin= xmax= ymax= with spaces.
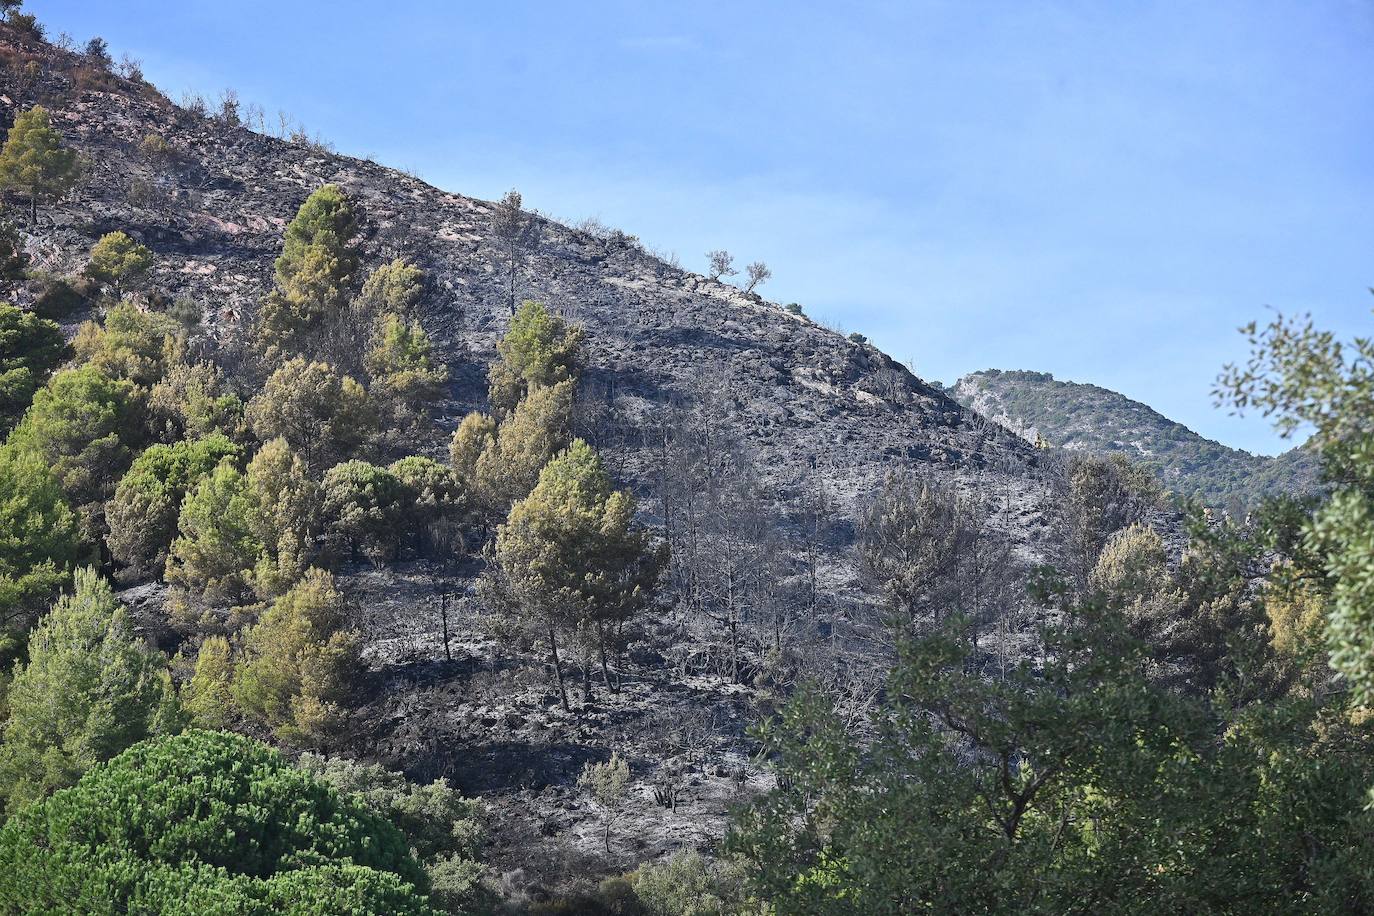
xmin=0 ymin=730 xmax=436 ymax=915
xmin=0 ymin=106 xmax=81 ymax=220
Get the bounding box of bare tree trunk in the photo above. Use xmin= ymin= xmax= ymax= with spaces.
xmin=548 ymin=623 xmax=569 ymax=711
xmin=598 ymin=621 xmax=615 ymax=692
xmin=440 ymin=592 xmax=452 ymax=663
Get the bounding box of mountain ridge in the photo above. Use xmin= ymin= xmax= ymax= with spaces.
xmin=949 ymin=368 xmax=1318 ymax=511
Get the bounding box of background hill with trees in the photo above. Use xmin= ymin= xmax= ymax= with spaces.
xmin=950 ymin=368 xmax=1319 ymax=514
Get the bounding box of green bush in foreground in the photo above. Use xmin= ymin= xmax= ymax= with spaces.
xmin=0 ymin=729 xmax=437 ymax=915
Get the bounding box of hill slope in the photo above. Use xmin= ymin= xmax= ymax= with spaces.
xmin=0 ymin=30 xmax=1049 ymax=520
xmin=949 ymin=369 xmax=1318 ymax=511
xmin=0 ymin=25 xmax=1062 ymax=885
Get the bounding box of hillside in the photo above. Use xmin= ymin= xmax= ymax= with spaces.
xmin=949 ymin=369 xmax=1319 ymax=512
xmin=0 ymin=23 xmax=1066 ymax=893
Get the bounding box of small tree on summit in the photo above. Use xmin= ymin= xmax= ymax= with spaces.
xmin=706 ymin=249 xmax=736 ymax=281
xmin=0 ymin=107 xmax=82 ymax=221
xmin=83 ymin=37 xmax=112 ymax=70
xmin=744 ymin=260 xmax=771 ymax=294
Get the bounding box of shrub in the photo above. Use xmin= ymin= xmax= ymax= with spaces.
xmin=322 ymin=460 xmax=407 ymax=565
xmin=146 ymin=359 xmax=243 ymax=440
xmin=0 ymin=730 xmax=436 ymax=914
xmin=139 ymin=131 xmax=172 ymax=161
xmin=84 ymin=230 xmax=152 ymax=298
xmin=294 ymin=753 xmax=484 ymax=863
xmin=389 ymin=455 xmax=466 ymax=556
xmin=8 ymin=13 xmax=43 ymax=40
xmin=30 ymin=274 xmax=90 ymax=320
xmin=625 ymin=851 xmax=752 ymax=916
xmin=73 ymin=300 xmax=181 ymax=386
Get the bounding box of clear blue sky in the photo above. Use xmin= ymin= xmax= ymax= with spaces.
xmin=30 ymin=0 xmax=1374 ymax=455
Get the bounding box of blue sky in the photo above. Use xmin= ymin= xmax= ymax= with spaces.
xmin=30 ymin=0 xmax=1374 ymax=455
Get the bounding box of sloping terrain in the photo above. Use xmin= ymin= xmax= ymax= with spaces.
xmin=0 ymin=27 xmax=1062 ymax=890
xmin=950 ymin=369 xmax=1318 ymax=512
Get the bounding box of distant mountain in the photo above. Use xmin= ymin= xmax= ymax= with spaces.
xmin=948 ymin=369 xmax=1318 ymax=512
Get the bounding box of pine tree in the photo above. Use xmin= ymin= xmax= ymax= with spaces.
xmin=4 ymin=366 xmax=142 ymax=532
xmin=0 ymin=446 xmax=82 ymax=640
xmin=0 ymin=107 xmax=81 ymax=221
xmin=389 ymin=455 xmax=466 ymax=557
xmin=476 ymin=378 xmax=574 ymax=511
xmin=491 ymin=189 xmax=541 ymax=315
xmin=256 ymin=184 xmax=359 ymax=360
xmin=165 ymin=459 xmax=263 ymax=607
xmin=182 ymin=635 xmax=234 ymax=729
xmin=245 ymin=437 xmax=320 ymax=597
xmin=246 ymin=357 xmax=374 ymax=471
xmin=105 ymin=434 xmax=240 ymax=580
xmin=232 ymin=568 xmax=361 ymax=743
xmin=449 ymin=411 xmax=497 ymax=484
xmin=0 ymin=731 xmax=435 ymax=914
xmin=84 ymin=230 xmax=152 ymax=299
xmin=495 ymin=440 xmax=661 ymax=708
xmin=487 ymin=300 xmax=583 ymax=419
xmin=0 ymin=301 xmax=66 ymax=434
xmin=366 ymin=313 xmax=447 ymax=415
xmin=146 ymin=360 xmax=242 ymax=440
xmin=0 ymin=568 xmax=173 ymax=811
xmin=358 ymin=257 xmax=425 ymax=316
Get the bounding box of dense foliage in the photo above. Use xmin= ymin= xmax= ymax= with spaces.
xmin=0 ymin=730 xmax=436 ymax=914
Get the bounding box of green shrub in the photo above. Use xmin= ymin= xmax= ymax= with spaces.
xmin=0 ymin=300 xmax=66 ymax=434
xmin=0 ymin=730 xmax=436 ymax=914
xmin=322 ymin=460 xmax=407 ymax=564
xmin=4 ymin=365 xmax=143 ymax=529
xmin=232 ymin=568 xmax=360 ymax=743
xmin=165 ymin=458 xmax=262 ymax=607
xmin=0 ymin=445 xmax=83 ymax=639
xmin=105 ymin=434 xmax=240 ymax=579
